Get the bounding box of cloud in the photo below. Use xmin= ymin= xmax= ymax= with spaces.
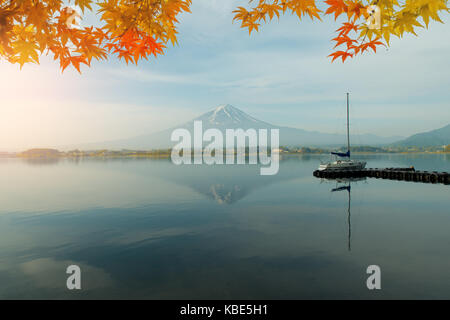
xmin=106 ymin=67 xmax=200 ymax=84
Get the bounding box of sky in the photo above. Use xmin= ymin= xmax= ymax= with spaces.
xmin=1 ymin=0 xmax=450 ymax=151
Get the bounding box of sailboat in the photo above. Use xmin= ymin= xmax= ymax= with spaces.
xmin=318 ymin=93 xmax=366 ymax=171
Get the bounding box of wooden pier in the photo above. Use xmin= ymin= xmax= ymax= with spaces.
xmin=313 ymin=167 xmax=450 ymax=185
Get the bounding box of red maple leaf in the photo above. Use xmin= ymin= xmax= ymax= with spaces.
xmin=325 ymin=0 xmax=348 ymax=20
xmin=328 ymin=50 xmax=353 ymax=62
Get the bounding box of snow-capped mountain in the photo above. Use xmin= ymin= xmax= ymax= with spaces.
xmin=193 ymin=104 xmax=274 ymax=129
xmin=67 ymin=104 xmax=402 ymax=150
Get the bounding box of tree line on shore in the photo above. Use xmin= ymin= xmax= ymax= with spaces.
xmin=4 ymin=144 xmax=449 ymax=159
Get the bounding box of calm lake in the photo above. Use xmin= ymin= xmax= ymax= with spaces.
xmin=0 ymin=154 xmax=449 ymax=299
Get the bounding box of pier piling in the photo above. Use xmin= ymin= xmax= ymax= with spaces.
xmin=313 ymin=167 xmax=449 ymax=185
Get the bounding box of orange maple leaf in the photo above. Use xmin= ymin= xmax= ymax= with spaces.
xmin=336 ymin=22 xmax=359 ymax=37
xmin=328 ymin=50 xmax=353 ymax=62
xmin=324 ymin=0 xmax=348 ymax=20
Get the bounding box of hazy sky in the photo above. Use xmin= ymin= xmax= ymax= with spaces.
xmin=1 ymin=0 xmax=449 ymax=151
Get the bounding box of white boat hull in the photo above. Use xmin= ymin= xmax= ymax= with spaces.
xmin=318 ymin=159 xmax=366 ymax=171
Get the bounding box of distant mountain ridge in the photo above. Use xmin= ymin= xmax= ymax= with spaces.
xmin=392 ymin=124 xmax=450 ymax=147
xmin=65 ymin=104 xmax=404 ymax=150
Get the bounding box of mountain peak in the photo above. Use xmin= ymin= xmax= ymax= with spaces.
xmin=194 ymin=104 xmax=268 ymax=127
xmin=215 ymin=104 xmax=234 ymax=111
xmin=212 ymin=104 xmax=236 ymax=119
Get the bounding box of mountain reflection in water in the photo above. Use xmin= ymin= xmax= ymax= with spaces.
xmin=0 ymin=154 xmax=448 ymax=299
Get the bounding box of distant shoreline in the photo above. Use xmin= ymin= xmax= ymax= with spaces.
xmin=1 ymin=147 xmax=448 ymax=159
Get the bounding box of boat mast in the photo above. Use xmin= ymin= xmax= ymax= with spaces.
xmin=347 ymin=184 xmax=351 ymax=251
xmin=346 ymin=92 xmax=350 ymax=158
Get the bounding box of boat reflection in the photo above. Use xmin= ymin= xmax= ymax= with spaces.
xmin=329 ymin=177 xmax=366 ymax=251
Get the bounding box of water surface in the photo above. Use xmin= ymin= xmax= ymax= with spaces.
xmin=0 ymin=154 xmax=449 ymax=299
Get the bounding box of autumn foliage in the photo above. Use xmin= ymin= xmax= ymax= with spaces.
xmin=0 ymin=0 xmax=448 ymax=72
xmin=0 ymin=0 xmax=191 ymax=72
xmin=233 ymin=0 xmax=449 ymax=62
